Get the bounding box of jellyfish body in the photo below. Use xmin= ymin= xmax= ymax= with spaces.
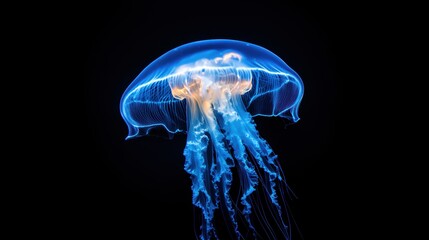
xmin=120 ymin=39 xmax=304 ymax=239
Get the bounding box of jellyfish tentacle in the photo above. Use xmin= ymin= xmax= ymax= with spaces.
xmin=200 ymin=100 xmax=242 ymax=239
xmin=214 ymin=93 xmax=290 ymax=238
xmin=186 ymin=93 xmax=245 ymax=240
xmin=236 ymin=109 xmax=291 ymax=237
xmin=184 ymin=125 xmax=217 ymax=240
xmin=211 ymin=90 xmax=258 ymax=238
xmin=183 ymin=99 xmax=219 ymax=240
xmin=225 ymin=133 xmax=259 ymax=239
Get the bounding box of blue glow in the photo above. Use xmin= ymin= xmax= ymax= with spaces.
xmin=120 ymin=39 xmax=304 ymax=239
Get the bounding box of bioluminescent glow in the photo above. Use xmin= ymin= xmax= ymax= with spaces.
xmin=120 ymin=39 xmax=304 ymax=240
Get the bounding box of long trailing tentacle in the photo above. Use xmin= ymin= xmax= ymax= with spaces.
xmin=184 ymin=121 xmax=217 ymax=240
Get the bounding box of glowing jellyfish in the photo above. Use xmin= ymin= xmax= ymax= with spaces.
xmin=120 ymin=39 xmax=304 ymax=240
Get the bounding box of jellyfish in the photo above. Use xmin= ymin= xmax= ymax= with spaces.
xmin=120 ymin=39 xmax=304 ymax=240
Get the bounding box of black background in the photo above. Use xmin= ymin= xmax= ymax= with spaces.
xmin=44 ymin=0 xmax=391 ymax=239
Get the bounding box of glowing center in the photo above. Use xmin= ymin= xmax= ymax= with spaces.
xmin=171 ymin=75 xmax=252 ymax=100
xmin=170 ymin=52 xmax=252 ymax=104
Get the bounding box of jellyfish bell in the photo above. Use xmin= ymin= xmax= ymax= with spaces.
xmin=120 ymin=39 xmax=304 ymax=240
xmin=121 ymin=39 xmax=303 ymax=139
